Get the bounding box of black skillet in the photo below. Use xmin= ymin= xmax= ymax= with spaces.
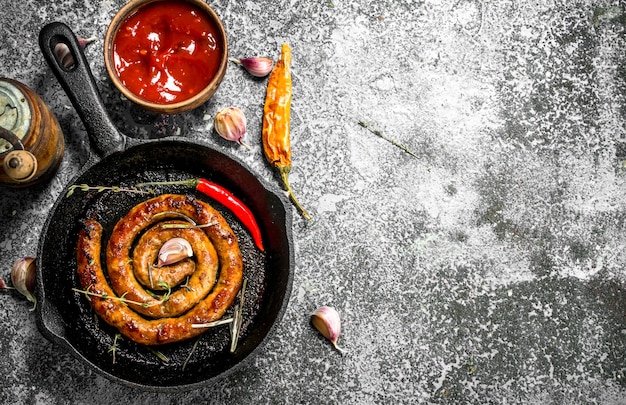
xmin=35 ymin=22 xmax=294 ymax=391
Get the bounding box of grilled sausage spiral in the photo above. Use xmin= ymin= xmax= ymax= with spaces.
xmin=76 ymin=194 xmax=243 ymax=345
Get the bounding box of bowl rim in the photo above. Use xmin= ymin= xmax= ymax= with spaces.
xmin=103 ymin=0 xmax=228 ymax=114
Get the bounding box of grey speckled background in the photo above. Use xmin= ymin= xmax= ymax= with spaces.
xmin=1 ymin=0 xmax=626 ymax=404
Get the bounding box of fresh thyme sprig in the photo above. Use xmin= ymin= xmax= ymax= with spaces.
xmin=146 ymin=281 xmax=172 ymax=303
xmin=109 ymin=333 xmax=122 ymax=364
xmin=158 ymin=280 xmax=172 ymax=302
xmin=358 ymin=120 xmax=419 ymax=158
xmin=72 ymin=286 xmax=152 ymax=308
xmin=72 ymin=285 xmax=171 ymax=308
xmin=66 ymin=184 xmax=155 ymax=198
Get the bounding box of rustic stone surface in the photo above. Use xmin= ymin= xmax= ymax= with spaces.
xmin=1 ymin=0 xmax=626 ymax=403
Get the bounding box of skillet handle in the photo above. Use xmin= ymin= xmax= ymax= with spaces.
xmin=39 ymin=22 xmax=125 ymax=157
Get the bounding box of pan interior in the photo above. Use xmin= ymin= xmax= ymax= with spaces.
xmin=37 ymin=140 xmax=292 ymax=388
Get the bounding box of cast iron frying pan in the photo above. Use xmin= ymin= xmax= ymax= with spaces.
xmin=34 ymin=22 xmax=294 ymax=391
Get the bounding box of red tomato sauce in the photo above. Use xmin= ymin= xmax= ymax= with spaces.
xmin=112 ymin=0 xmax=222 ymax=105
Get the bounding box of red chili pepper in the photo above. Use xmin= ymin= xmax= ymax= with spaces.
xmin=137 ymin=178 xmax=264 ymax=252
xmin=195 ymin=179 xmax=265 ymax=252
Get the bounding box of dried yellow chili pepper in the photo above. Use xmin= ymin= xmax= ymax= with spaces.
xmin=262 ymin=43 xmax=312 ymax=220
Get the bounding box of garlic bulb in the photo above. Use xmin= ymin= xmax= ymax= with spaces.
xmin=10 ymin=257 xmax=37 ymax=310
xmin=311 ymin=306 xmax=345 ymax=354
xmin=214 ymin=107 xmax=250 ymax=148
xmin=156 ymin=238 xmax=193 ymax=267
xmin=230 ymin=57 xmax=274 ymax=77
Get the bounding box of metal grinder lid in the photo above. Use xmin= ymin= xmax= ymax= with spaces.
xmin=0 ymin=79 xmax=32 ymax=156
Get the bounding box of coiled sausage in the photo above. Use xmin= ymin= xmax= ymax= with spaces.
xmin=76 ymin=194 xmax=243 ymax=346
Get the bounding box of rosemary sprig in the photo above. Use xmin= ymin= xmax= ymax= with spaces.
xmin=152 ymin=211 xmax=197 ymax=225
xmin=183 ymin=318 xmax=235 ymax=371
xmin=182 ymin=318 xmax=234 ymax=371
xmin=160 ymin=222 xmax=217 ymax=230
xmin=180 ymin=276 xmax=194 ymax=292
xmin=148 ymin=263 xmax=154 ymax=289
xmin=182 ymin=338 xmax=201 ymax=371
xmin=148 ymin=348 xmax=169 ymax=363
xmin=230 ymin=278 xmax=247 ymax=353
xmin=191 ymin=318 xmax=234 ymax=329
xmin=66 ymin=183 xmax=154 ymax=198
xmin=135 ymin=179 xmax=199 ymax=188
xmin=357 ymin=120 xmax=419 ymax=158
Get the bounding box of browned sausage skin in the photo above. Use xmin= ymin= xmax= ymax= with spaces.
xmin=132 ymin=221 xmax=204 ymax=290
xmin=76 ymin=194 xmax=243 ymax=346
xmin=109 ymin=217 xmax=219 ymax=318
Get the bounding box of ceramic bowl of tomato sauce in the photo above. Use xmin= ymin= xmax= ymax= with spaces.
xmin=104 ymin=0 xmax=228 ymax=114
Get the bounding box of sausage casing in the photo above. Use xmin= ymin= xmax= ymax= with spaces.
xmin=76 ymin=194 xmax=243 ymax=345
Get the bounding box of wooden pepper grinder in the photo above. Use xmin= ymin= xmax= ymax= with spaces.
xmin=0 ymin=78 xmax=64 ymax=187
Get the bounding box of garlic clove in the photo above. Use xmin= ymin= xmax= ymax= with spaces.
xmin=230 ymin=57 xmax=274 ymax=77
xmin=10 ymin=257 xmax=37 ymax=310
xmin=214 ymin=107 xmax=250 ymax=148
xmin=53 ymin=36 xmax=97 ymax=69
xmin=77 ymin=36 xmax=98 ymax=49
xmin=156 ymin=238 xmax=193 ymax=267
xmin=311 ymin=306 xmax=346 ymax=354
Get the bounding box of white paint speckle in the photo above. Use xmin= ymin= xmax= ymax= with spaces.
xmin=317 ymin=194 xmax=349 ymax=213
